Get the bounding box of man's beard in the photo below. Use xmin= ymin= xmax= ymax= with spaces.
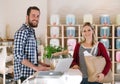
xmin=28 ymin=19 xmax=38 ymax=27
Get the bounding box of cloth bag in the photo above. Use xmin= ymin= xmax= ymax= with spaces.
xmin=84 ymin=43 xmax=112 ymax=83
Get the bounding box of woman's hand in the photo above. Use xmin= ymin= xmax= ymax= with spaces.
xmin=96 ymin=73 xmax=104 ymax=82
xmin=71 ymin=65 xmax=80 ymax=69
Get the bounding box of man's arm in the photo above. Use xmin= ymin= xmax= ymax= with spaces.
xmin=21 ymin=59 xmax=50 ymax=72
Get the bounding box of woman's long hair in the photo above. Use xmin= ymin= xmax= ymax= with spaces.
xmin=80 ymin=22 xmax=97 ymax=46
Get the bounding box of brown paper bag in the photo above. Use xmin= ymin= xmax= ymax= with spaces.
xmin=84 ymin=56 xmax=112 ymax=83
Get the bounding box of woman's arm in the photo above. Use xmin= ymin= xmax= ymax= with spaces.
xmin=70 ymin=43 xmax=80 ymax=68
xmin=98 ymin=42 xmax=112 ymax=75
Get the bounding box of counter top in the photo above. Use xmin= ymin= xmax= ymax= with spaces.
xmin=22 ymin=69 xmax=82 ymax=84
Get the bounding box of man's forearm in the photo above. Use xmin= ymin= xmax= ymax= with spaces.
xmin=21 ymin=59 xmax=37 ymax=71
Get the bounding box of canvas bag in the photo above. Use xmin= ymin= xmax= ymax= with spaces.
xmin=84 ymin=43 xmax=112 ymax=83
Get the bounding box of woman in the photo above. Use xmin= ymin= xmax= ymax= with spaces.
xmin=70 ymin=22 xmax=111 ymax=84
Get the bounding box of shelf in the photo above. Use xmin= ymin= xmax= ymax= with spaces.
xmin=47 ymin=37 xmax=62 ymax=39
xmin=114 ymin=74 xmax=120 ymax=76
xmin=97 ymin=37 xmax=112 ymax=39
xmin=63 ymin=37 xmax=79 ymax=39
xmin=114 ymin=62 xmax=120 ymax=63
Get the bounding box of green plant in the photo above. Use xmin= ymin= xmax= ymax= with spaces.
xmin=44 ymin=45 xmax=66 ymax=59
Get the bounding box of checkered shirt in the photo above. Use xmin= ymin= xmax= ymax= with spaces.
xmin=14 ymin=24 xmax=38 ymax=80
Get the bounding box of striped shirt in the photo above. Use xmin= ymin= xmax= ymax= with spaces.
xmin=14 ymin=24 xmax=38 ymax=80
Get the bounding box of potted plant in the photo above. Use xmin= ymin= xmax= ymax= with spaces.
xmin=43 ymin=45 xmax=67 ymax=59
xmin=43 ymin=45 xmax=69 ymax=68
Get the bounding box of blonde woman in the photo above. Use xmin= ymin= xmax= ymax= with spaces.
xmin=70 ymin=22 xmax=111 ymax=84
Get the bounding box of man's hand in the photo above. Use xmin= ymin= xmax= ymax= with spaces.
xmin=39 ymin=61 xmax=50 ymax=67
xmin=33 ymin=65 xmax=50 ymax=72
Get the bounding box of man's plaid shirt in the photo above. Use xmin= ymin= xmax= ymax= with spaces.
xmin=14 ymin=24 xmax=38 ymax=80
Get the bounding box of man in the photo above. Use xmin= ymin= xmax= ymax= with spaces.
xmin=14 ymin=6 xmax=50 ymax=82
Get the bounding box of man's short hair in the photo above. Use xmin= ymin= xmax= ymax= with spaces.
xmin=27 ymin=6 xmax=40 ymax=16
